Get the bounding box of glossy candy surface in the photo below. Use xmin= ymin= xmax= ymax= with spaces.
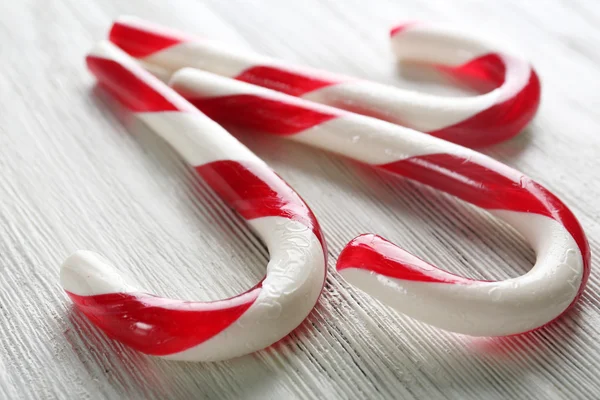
xmin=61 ymin=42 xmax=327 ymax=362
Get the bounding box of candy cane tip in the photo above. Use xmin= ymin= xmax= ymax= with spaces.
xmin=168 ymin=67 xmax=198 ymax=85
xmin=336 ymin=233 xmax=464 ymax=283
xmin=87 ymin=40 xmax=124 ymax=61
xmin=389 ymin=22 xmax=419 ymax=37
xmin=60 ymin=250 xmax=136 ymax=297
xmin=109 ymin=15 xmax=192 ymax=60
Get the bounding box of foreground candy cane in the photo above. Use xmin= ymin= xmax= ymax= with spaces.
xmin=170 ymin=68 xmax=590 ymax=336
xmin=60 ymin=41 xmax=327 ymax=361
xmin=109 ymin=16 xmax=540 ymax=148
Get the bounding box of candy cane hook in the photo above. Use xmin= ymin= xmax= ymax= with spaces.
xmin=109 ymin=16 xmax=540 ymax=148
xmin=169 ymin=68 xmax=589 ymax=336
xmin=61 ymin=41 xmax=327 ymax=361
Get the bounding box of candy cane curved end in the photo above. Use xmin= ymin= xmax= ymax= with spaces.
xmin=337 ymin=221 xmax=586 ymax=336
xmin=62 ymin=41 xmax=327 ymax=362
xmin=388 ymin=22 xmax=541 ymax=146
xmin=109 ymin=16 xmax=540 ymax=147
xmin=169 ymin=67 xmax=589 ymax=337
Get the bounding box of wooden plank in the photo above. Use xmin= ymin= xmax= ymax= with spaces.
xmin=1 ymin=0 xmax=599 ymax=398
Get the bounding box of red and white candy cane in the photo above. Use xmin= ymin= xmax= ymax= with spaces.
xmin=168 ymin=67 xmax=590 ymax=336
xmin=60 ymin=41 xmax=327 ymax=362
xmin=109 ymin=16 xmax=540 ymax=148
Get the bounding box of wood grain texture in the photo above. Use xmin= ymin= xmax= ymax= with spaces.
xmin=1 ymin=0 xmax=599 ymax=398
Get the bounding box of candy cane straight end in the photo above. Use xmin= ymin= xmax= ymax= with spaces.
xmin=61 ymin=251 xmax=136 ymax=298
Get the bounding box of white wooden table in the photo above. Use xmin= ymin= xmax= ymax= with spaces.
xmin=2 ymin=1 xmax=599 ymax=398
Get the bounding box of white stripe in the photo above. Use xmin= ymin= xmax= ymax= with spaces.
xmin=137 ymin=111 xmax=263 ymax=166
xmin=302 ymin=79 xmax=496 ymax=132
xmin=142 ymin=40 xmax=266 ymax=78
xmin=169 ymin=67 xmax=264 ymax=98
xmin=496 ymin=54 xmax=532 ymax=103
xmin=302 ymin=71 xmax=524 ymax=132
xmin=291 ymin=114 xmax=468 ymax=164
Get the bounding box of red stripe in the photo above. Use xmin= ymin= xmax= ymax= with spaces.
xmin=195 ymin=160 xmax=326 ymax=248
xmin=429 ymin=54 xmax=541 ymax=147
xmin=66 ymin=289 xmax=259 ymax=356
xmin=337 ymin=234 xmax=467 ymax=284
xmin=235 ymin=66 xmax=343 ymax=97
xmin=187 ymin=94 xmax=339 ymax=135
xmin=109 ymin=20 xmax=186 ymax=58
xmin=86 ymin=56 xmax=181 ymax=113
xmin=441 ymin=53 xmax=507 ymax=88
xmin=379 ymin=154 xmax=590 ymax=286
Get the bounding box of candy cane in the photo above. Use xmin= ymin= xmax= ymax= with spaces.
xmin=61 ymin=41 xmax=327 ymax=362
xmin=108 ymin=16 xmax=540 ymax=148
xmin=168 ymin=67 xmax=589 ymax=336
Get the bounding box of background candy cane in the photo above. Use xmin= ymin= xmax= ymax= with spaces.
xmin=169 ymin=68 xmax=590 ymax=336
xmin=61 ymin=41 xmax=327 ymax=362
xmin=108 ymin=16 xmax=540 ymax=148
